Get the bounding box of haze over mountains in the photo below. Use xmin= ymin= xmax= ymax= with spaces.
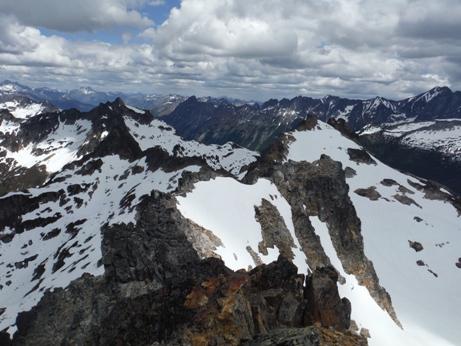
xmin=0 ymin=80 xmax=187 ymax=114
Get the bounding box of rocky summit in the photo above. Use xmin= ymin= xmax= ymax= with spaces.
xmin=0 ymin=98 xmax=460 ymax=345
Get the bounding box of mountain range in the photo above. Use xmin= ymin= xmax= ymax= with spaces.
xmin=0 ymin=87 xmax=460 ymax=345
xmin=2 ymin=80 xmax=461 ymax=195
xmin=158 ymin=87 xmax=461 ymax=195
xmin=0 ymin=90 xmax=461 ymax=345
xmin=0 ymin=80 xmax=186 ymax=114
xmin=160 ymin=86 xmax=461 ymax=151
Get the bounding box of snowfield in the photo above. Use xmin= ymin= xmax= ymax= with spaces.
xmin=287 ymin=122 xmax=461 ymax=345
xmin=0 ymin=101 xmax=47 ymax=119
xmin=177 ymin=177 xmax=309 ymax=274
xmin=3 ymin=119 xmax=92 ymax=172
xmin=360 ymin=120 xmax=461 ymax=161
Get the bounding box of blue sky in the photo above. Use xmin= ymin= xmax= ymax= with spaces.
xmin=40 ymin=1 xmax=181 ymax=44
xmin=0 ymin=0 xmax=460 ymax=101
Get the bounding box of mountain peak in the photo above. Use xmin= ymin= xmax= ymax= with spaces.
xmin=79 ymin=86 xmax=95 ymax=94
xmin=0 ymin=80 xmax=31 ymax=93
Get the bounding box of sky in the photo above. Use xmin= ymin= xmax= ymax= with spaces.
xmin=0 ymin=0 xmax=460 ymax=101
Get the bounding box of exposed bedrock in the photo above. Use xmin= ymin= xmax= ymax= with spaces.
xmin=274 ymin=155 xmax=401 ymax=328
xmin=244 ymin=134 xmax=401 ymax=328
xmin=7 ymin=191 xmax=366 ymax=346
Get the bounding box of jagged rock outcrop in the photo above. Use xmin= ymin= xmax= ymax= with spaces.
xmin=304 ymin=266 xmax=351 ymax=331
xmin=254 ymin=198 xmax=296 ymax=261
xmin=6 ymin=189 xmax=367 ymax=345
xmin=243 ymin=119 xmax=401 ymax=328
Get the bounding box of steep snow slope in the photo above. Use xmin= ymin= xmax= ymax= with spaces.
xmin=0 ymin=101 xmax=48 ymax=119
xmin=177 ymin=177 xmax=308 ymax=273
xmin=2 ymin=119 xmax=93 ymax=173
xmin=177 ymin=120 xmax=461 ymax=345
xmin=360 ymin=119 xmax=461 ymax=161
xmin=287 ymin=122 xmax=461 ymax=345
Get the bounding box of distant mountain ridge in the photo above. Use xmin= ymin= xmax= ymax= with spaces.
xmin=161 ymin=86 xmax=461 ymax=152
xmin=4 ymin=80 xmax=461 ymax=136
xmin=0 ymin=80 xmax=186 ymax=113
xmin=358 ymin=119 xmax=461 ymax=194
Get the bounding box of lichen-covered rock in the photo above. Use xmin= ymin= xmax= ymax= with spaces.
xmin=185 ymin=271 xmax=254 ymax=345
xmin=10 ymin=246 xmax=363 ymax=346
xmin=249 ymin=256 xmax=306 ymax=330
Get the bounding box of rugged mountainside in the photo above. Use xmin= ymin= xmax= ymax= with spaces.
xmin=162 ymin=86 xmax=461 ymax=151
xmin=0 ymin=98 xmax=460 ymax=345
xmin=358 ymin=120 xmax=461 ymax=195
xmin=160 ymin=88 xmax=461 ymax=199
xmin=0 ymin=96 xmax=58 ymax=120
xmin=3 ymin=80 xmax=460 ymax=195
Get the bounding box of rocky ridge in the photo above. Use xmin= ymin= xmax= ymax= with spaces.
xmin=162 ymin=86 xmax=461 ymax=151
xmin=0 ymin=100 xmax=460 ymax=345
xmin=0 ymin=103 xmax=370 ymax=345
xmin=243 ymin=117 xmax=400 ymax=327
xmin=2 ymin=190 xmax=367 ymax=345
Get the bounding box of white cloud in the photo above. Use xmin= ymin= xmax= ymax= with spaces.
xmin=1 ymin=0 xmax=461 ymax=100
xmin=0 ymin=0 xmax=153 ymax=32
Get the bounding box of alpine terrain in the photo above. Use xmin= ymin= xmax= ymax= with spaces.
xmin=359 ymin=120 xmax=461 ymax=195
xmin=0 ymin=95 xmax=460 ymax=345
xmin=160 ymin=86 xmax=461 ymax=194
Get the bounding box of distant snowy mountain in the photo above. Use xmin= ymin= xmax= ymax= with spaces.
xmin=0 ymin=97 xmax=58 ymax=120
xmin=160 ymin=88 xmax=461 ymax=200
xmin=0 ymin=97 xmax=460 ymax=345
xmin=359 ymin=119 xmax=461 ymax=194
xmin=0 ymin=80 xmax=186 ymax=114
xmin=124 ymin=93 xmax=187 ymax=117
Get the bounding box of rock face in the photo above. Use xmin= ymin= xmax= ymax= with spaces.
xmin=8 ymin=193 xmax=367 ymax=345
xmin=243 ymin=120 xmax=401 ymax=328
xmin=304 ymin=266 xmax=351 ymax=331
xmin=3 ymin=189 xmax=365 ymax=345
xmin=254 ymin=198 xmax=296 ymax=261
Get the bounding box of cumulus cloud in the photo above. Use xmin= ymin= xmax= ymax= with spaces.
xmin=150 ymin=0 xmax=461 ymax=99
xmin=0 ymin=0 xmax=153 ymax=32
xmin=1 ymin=0 xmax=461 ymax=100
